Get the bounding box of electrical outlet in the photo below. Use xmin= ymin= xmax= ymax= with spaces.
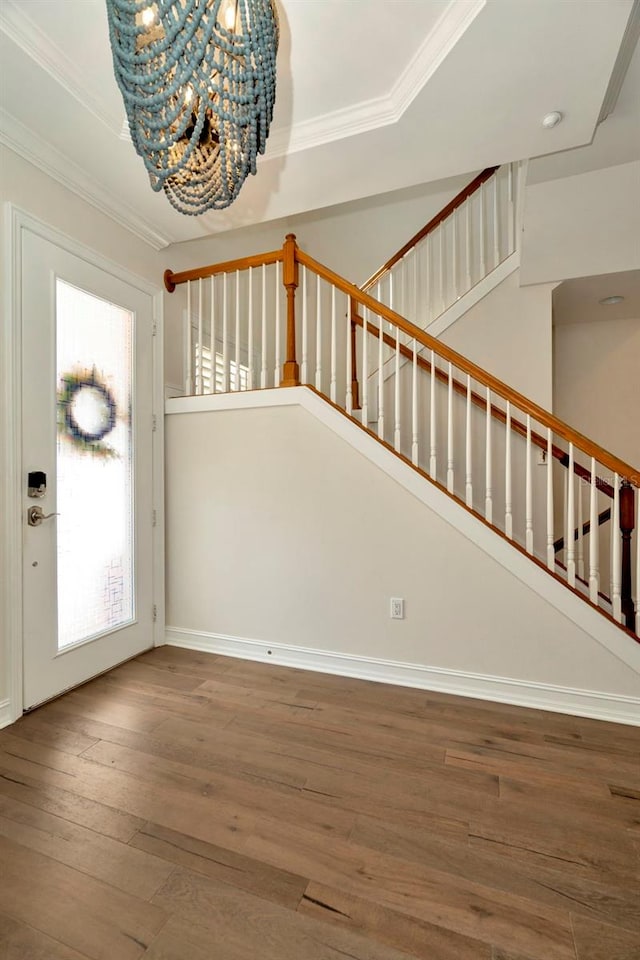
xmin=390 ymin=597 xmax=404 ymax=619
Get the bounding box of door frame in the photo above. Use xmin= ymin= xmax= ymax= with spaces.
xmin=1 ymin=204 xmax=165 ymax=727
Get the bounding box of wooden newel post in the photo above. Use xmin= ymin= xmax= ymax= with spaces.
xmin=349 ymin=297 xmax=361 ymax=410
xmin=280 ymin=233 xmax=300 ymax=387
xmin=620 ymin=481 xmax=635 ymax=629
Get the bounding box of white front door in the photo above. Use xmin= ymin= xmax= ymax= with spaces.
xmin=21 ymin=229 xmax=156 ymax=710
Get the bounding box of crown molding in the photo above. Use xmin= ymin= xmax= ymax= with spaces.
xmin=0 ymin=0 xmax=124 ymax=137
xmin=2 ymin=0 xmax=484 ymax=164
xmin=0 ymin=108 xmax=173 ymax=251
xmin=267 ymin=0 xmax=486 ymax=159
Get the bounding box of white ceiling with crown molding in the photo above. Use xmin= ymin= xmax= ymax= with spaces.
xmin=0 ymin=0 xmax=634 ymax=248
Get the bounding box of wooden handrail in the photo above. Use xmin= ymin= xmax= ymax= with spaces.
xmin=164 ymin=248 xmax=283 ymax=292
xmin=361 ymin=166 xmax=499 ymax=292
xmin=298 ymin=248 xmax=640 ymax=486
xmin=350 ymin=309 xmax=616 ymax=498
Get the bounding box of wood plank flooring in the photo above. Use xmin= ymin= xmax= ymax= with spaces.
xmin=0 ymin=647 xmax=638 ymax=960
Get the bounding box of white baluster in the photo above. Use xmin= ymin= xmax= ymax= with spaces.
xmin=492 ymin=172 xmax=500 ymax=267
xmin=465 ymin=374 xmax=473 ymax=507
xmin=438 ymin=225 xmax=445 ymax=314
xmin=563 ymin=468 xmax=568 ymax=565
xmin=525 ymin=415 xmax=533 ymax=554
xmin=345 ymin=299 xmax=352 ymax=415
xmin=430 ymin=350 xmax=437 ymax=480
xmin=301 ymin=265 xmax=308 ymax=384
xmin=221 ymin=273 xmax=228 ymax=392
xmin=377 ymin=318 xmax=385 ymax=441
xmin=589 ymin=457 xmax=600 ymax=603
xmin=247 ymin=266 xmax=253 ymax=390
xmin=447 ymin=362 xmax=454 ymax=494
xmin=485 ymin=387 xmax=492 ymax=524
xmin=361 ymin=308 xmax=369 ymax=426
xmin=636 ymin=485 xmax=640 ymax=636
xmin=612 ymin=473 xmax=622 ymax=622
xmin=576 ymin=473 xmax=585 ymax=581
xmin=507 ymin=163 xmax=515 ymax=254
xmin=479 ymin=182 xmax=486 ymax=277
xmin=566 ymin=443 xmax=576 ymax=586
xmin=330 ymin=285 xmax=337 ymax=403
xmin=185 ymin=280 xmax=193 ymax=395
xmin=411 ymin=338 xmax=418 ymax=466
xmin=452 ymin=210 xmax=458 ymax=302
xmin=234 ymin=270 xmax=240 ymax=391
xmin=389 ymin=271 xmax=394 ymax=313
xmin=465 ymin=198 xmax=472 ymax=292
xmin=505 ymin=401 xmax=513 ymax=539
xmin=214 ymin=275 xmax=217 ymax=393
xmin=315 ymin=275 xmax=322 ymax=391
xmin=196 ymin=278 xmax=203 ymax=395
xmin=274 ymin=261 xmax=281 ymax=386
xmin=394 ymin=326 xmax=401 ymax=451
xmin=411 ymin=248 xmax=418 ymax=326
xmin=546 ymin=428 xmax=554 ymax=569
xmin=260 ymin=264 xmax=267 ymax=389
xmin=426 ymin=233 xmax=433 ymax=322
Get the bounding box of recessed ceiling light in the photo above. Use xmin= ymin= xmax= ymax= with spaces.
xmin=542 ymin=111 xmax=563 ymax=129
xmin=599 ymin=295 xmax=624 ymax=305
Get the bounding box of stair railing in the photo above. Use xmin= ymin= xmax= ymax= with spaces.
xmin=360 ymin=163 xmax=522 ymax=329
xmin=165 ymin=234 xmax=640 ymax=640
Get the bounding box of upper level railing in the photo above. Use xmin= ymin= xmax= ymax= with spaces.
xmin=164 ymin=234 xmax=640 ymax=640
xmin=361 ymin=163 xmax=521 ymax=329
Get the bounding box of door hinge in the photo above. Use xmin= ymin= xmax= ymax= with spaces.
xmin=153 ymin=604 xmax=158 ymax=623
xmin=152 ymin=508 xmax=157 ymax=527
xmin=152 ymin=320 xmax=158 ymax=336
xmin=152 ymin=414 xmax=157 ymax=432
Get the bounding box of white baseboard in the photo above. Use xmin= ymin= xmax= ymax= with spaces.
xmin=166 ymin=628 xmax=640 ymax=726
xmin=0 ymin=699 xmax=15 ymax=731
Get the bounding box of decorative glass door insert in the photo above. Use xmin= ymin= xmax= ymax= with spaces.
xmin=56 ymin=279 xmax=134 ymax=649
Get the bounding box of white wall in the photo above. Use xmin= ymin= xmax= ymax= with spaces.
xmin=0 ymin=146 xmax=162 ymax=285
xmin=554 ymin=316 xmax=640 ymax=472
xmin=162 ymin=172 xmax=471 ymax=389
xmin=440 ymin=268 xmax=556 ymax=409
xmin=521 ymin=160 xmax=640 ymax=286
xmin=165 ymin=402 xmax=640 ymax=705
xmin=0 ymin=145 xmax=164 ymax=718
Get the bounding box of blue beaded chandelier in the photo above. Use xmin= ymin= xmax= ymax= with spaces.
xmin=105 ymin=0 xmax=278 ymax=214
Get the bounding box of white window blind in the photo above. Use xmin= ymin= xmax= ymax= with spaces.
xmin=195 ymin=343 xmax=249 ymax=393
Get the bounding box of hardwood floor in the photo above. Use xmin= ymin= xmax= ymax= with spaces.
xmin=0 ymin=647 xmax=638 ymax=960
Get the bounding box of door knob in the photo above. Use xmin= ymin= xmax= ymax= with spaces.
xmin=27 ymin=505 xmax=59 ymax=527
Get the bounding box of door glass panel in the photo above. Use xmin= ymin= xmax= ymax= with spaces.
xmin=56 ymin=279 xmax=134 ymax=650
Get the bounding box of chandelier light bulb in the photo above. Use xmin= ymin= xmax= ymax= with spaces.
xmin=141 ymin=6 xmax=155 ymax=27
xmin=224 ymin=3 xmax=236 ymax=29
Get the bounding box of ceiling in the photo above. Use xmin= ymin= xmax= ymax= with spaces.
xmin=0 ymin=0 xmax=635 ymax=248
xmin=553 ymin=270 xmax=640 ymax=326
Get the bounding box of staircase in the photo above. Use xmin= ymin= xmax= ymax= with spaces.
xmin=164 ymin=180 xmax=640 ymax=648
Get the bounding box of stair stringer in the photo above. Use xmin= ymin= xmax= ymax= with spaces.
xmin=167 ymin=386 xmax=640 ymax=688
